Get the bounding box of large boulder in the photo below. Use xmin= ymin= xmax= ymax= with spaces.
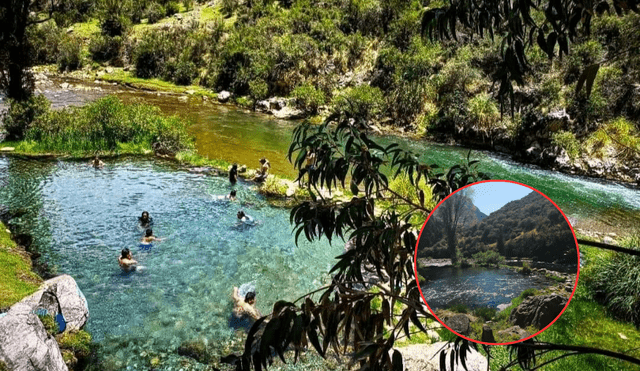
xmin=497 ymin=325 xmax=530 ymax=341
xmin=397 ymin=342 xmax=487 ymax=371
xmin=442 ymin=313 xmax=471 ymax=336
xmin=0 ymin=313 xmax=67 ymax=371
xmin=509 ymin=294 xmax=567 ymax=329
xmin=8 ymin=275 xmax=89 ymax=332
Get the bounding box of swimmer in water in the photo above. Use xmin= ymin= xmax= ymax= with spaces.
xmin=90 ymin=155 xmax=104 ymax=169
xmin=142 ymin=229 xmax=162 ymax=243
xmin=214 ymin=190 xmax=237 ymax=201
xmin=229 ymin=164 xmax=238 ymax=184
xmin=237 ymin=210 xmax=255 ymax=225
xmin=118 ymin=248 xmax=137 ymax=270
xmin=229 ymin=287 xmax=261 ymax=331
xmin=139 ymin=211 xmax=152 ymax=228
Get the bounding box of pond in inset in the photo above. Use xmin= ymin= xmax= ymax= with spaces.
xmin=418 ymin=266 xmax=552 ymax=310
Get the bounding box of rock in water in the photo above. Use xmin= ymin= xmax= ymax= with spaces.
xmin=509 ymin=294 xmax=568 ymax=329
xmin=0 ymin=313 xmax=68 ymax=371
xmin=397 ymin=342 xmax=487 ymax=371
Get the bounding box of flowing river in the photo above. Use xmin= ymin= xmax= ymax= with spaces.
xmin=0 ymin=79 xmax=639 ymax=369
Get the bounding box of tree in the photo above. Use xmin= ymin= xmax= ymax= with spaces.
xmin=219 ymin=104 xmax=488 ymax=371
xmin=497 ymin=229 xmax=505 ymax=256
xmin=0 ymin=0 xmax=54 ymax=101
xmin=436 ymin=189 xmax=472 ymax=264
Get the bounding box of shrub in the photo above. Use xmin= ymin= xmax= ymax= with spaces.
xmin=449 ymin=303 xmax=469 ymax=313
xmin=100 ymin=15 xmax=130 ymax=37
xmin=520 ymin=288 xmax=538 ymax=299
xmin=331 ymin=85 xmax=385 ymax=122
xmin=23 ymin=96 xmax=193 ymax=154
xmin=28 ymin=21 xmax=63 ymax=64
xmin=57 ymin=35 xmax=83 ymax=72
xmin=474 ymin=307 xmax=497 ymax=321
xmin=519 ymin=261 xmax=532 ymax=275
xmin=145 ymin=3 xmax=166 ymax=24
xmin=89 ymin=35 xmax=123 ymax=63
xmin=1 ymin=95 xmax=50 ymax=140
xmin=291 ymin=83 xmax=326 ymax=114
xmin=183 ymin=0 xmax=194 ymax=11
xmin=468 ymin=93 xmax=500 ymax=134
xmin=165 ymin=1 xmax=180 ymax=16
xmin=57 ymin=330 xmax=92 ymax=358
xmin=38 ymin=314 xmax=59 ymax=336
xmin=472 ymin=250 xmax=504 ymax=267
xmin=552 ymin=131 xmax=580 ymax=160
xmin=585 ymin=117 xmax=640 ymax=161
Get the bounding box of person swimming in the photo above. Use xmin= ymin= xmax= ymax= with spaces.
xmin=229 ymin=164 xmax=238 ymax=184
xmin=118 ymin=248 xmax=137 ymax=270
xmin=90 ymin=155 xmax=104 ymax=169
xmin=229 ymin=287 xmax=261 ymax=332
xmin=139 ymin=211 xmax=152 ymax=228
xmin=237 ymin=210 xmax=255 ymax=225
xmin=141 ymin=229 xmax=162 ymax=244
xmin=214 ymin=190 xmax=237 ymax=201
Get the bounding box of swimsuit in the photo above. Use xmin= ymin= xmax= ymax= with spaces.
xmin=228 ymin=312 xmax=254 ymax=332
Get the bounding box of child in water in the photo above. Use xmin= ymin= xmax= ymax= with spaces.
xmin=118 ymin=248 xmax=137 ymax=270
xmin=142 ymin=229 xmax=162 ymax=243
xmin=139 ymin=211 xmax=152 ymax=228
xmin=237 ymin=210 xmax=255 ymax=225
xmin=90 ymin=155 xmax=104 ymax=169
xmin=229 ymin=287 xmax=261 ymax=332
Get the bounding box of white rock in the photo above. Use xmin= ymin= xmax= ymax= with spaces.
xmin=0 ymin=313 xmax=68 ymax=371
xmin=217 ymin=91 xmax=231 ymax=103
xmin=397 ymin=342 xmax=487 ymax=371
xmin=1 ymin=147 xmax=15 ymax=152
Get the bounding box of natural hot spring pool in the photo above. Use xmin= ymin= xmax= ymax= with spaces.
xmin=0 ymin=157 xmax=341 ymax=370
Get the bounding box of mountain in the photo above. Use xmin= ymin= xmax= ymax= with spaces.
xmin=418 ymin=191 xmax=577 ymax=265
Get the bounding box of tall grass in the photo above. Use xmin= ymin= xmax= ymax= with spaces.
xmin=8 ymin=96 xmax=194 ymax=155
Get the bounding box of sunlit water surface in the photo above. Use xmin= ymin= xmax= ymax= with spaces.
xmin=0 ymin=157 xmax=340 ymax=370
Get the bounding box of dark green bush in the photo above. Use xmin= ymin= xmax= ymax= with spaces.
xmin=449 ymin=303 xmax=469 ymax=313
xmin=165 ymin=1 xmax=180 ymax=16
xmin=474 ymin=307 xmax=497 ymax=321
xmin=89 ymin=35 xmax=123 ymax=63
xmin=57 ymin=35 xmax=83 ymax=72
xmin=1 ymin=95 xmax=50 ymax=140
xmin=28 ymin=21 xmax=63 ymax=64
xmin=472 ymin=250 xmax=505 ymax=267
xmin=145 ymin=3 xmax=166 ymax=24
xmin=520 ymin=288 xmax=538 ymax=299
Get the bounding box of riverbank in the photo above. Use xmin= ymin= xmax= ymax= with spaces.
xmin=0 ymin=222 xmax=42 ymax=311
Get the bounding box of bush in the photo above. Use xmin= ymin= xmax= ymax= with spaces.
xmin=145 ymin=3 xmax=165 ymax=24
xmin=1 ymin=95 xmax=50 ymax=140
xmin=23 ymin=96 xmax=193 ymax=154
xmin=474 ymin=307 xmax=497 ymax=321
xmin=331 ymin=85 xmax=385 ymax=122
xmin=449 ymin=304 xmax=469 ymax=313
xmin=57 ymin=35 xmax=83 ymax=72
xmin=291 ymin=83 xmax=326 ymax=114
xmin=588 ymin=235 xmax=640 ymax=326
xmin=89 ymin=35 xmax=123 ymax=63
xmin=165 ymin=1 xmax=180 ymax=16
xmin=100 ymin=15 xmax=130 ymax=37
xmin=28 ymin=21 xmax=63 ymax=64
xmin=519 ymin=288 xmax=538 ymax=299
xmin=472 ymin=250 xmax=504 ymax=267
xmin=468 ymin=93 xmax=500 ymax=134
xmin=519 ymin=261 xmax=532 ymax=275
xmin=552 ymin=130 xmax=580 ymax=160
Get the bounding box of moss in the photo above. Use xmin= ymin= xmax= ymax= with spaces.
xmin=98 ymin=69 xmax=217 ymax=98
xmin=57 ymin=330 xmax=92 ymax=358
xmin=177 ymin=339 xmax=212 ymax=363
xmin=0 ymin=223 xmax=42 ymax=310
xmin=38 ymin=314 xmax=59 ymax=336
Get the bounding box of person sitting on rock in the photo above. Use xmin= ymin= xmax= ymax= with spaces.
xmin=229 ymin=164 xmax=238 ymax=184
xmin=90 ymin=155 xmax=104 ymax=169
xmin=118 ymin=248 xmax=137 ymax=270
xmin=229 ymin=287 xmax=261 ymax=332
xmin=139 ymin=211 xmax=152 ymax=228
xmin=251 ymin=158 xmax=270 ymax=182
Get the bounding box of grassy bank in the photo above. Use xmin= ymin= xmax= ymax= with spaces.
xmin=0 ymin=222 xmax=42 ymax=310
xmin=479 ymin=238 xmax=640 ymax=370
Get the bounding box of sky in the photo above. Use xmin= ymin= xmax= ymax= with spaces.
xmin=468 ymin=182 xmax=534 ymax=215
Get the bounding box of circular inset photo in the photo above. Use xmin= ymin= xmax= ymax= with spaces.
xmin=414 ymin=180 xmax=579 ymax=345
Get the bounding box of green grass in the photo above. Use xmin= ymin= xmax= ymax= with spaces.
xmin=98 ymin=69 xmax=217 ymax=98
xmin=58 ymin=330 xmax=93 ymax=358
xmin=72 ymin=19 xmax=100 ymax=39
xmin=0 ymin=223 xmax=42 ymax=310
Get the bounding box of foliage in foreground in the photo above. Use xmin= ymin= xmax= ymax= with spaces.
xmin=0 ymin=222 xmax=42 ymax=310
xmin=219 ymin=107 xmax=489 ymax=370
xmin=2 ymin=95 xmax=193 ymax=155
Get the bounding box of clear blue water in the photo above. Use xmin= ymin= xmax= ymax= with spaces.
xmin=418 ymin=266 xmax=552 ymax=310
xmin=0 ymin=157 xmax=341 ymax=369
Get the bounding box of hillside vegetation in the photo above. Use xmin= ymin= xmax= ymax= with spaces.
xmin=23 ymin=0 xmax=640 ymax=181
xmin=419 ymin=191 xmax=577 ymax=264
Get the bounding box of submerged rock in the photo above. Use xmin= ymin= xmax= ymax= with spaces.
xmin=509 ymin=294 xmax=567 ymax=329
